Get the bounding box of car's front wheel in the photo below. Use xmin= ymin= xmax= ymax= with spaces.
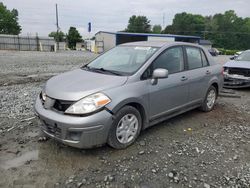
xmin=108 ymin=106 xmax=142 ymax=149
xmin=200 ymin=85 xmax=217 ymax=112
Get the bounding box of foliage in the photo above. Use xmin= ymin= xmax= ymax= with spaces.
xmin=217 ymin=48 xmax=239 ymax=55
xmin=163 ymin=10 xmax=250 ymax=50
xmin=163 ymin=12 xmax=205 ymax=36
xmin=66 ymin=27 xmax=82 ymax=49
xmin=152 ymin=25 xmax=162 ymax=34
xmin=0 ymin=2 xmax=21 ymax=35
xmin=125 ymin=15 xmax=151 ymax=33
xmin=49 ymin=31 xmax=65 ymax=42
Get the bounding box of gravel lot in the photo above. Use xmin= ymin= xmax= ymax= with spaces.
xmin=0 ymin=51 xmax=249 ymax=188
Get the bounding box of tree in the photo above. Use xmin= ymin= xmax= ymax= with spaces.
xmin=49 ymin=31 xmax=65 ymax=42
xmin=163 ymin=10 xmax=250 ymax=50
xmin=66 ymin=27 xmax=82 ymax=49
xmin=152 ymin=25 xmax=162 ymax=34
xmin=163 ymin=12 xmax=205 ymax=36
xmin=0 ymin=2 xmax=21 ymax=35
xmin=125 ymin=15 xmax=151 ymax=33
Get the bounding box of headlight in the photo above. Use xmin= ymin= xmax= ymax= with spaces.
xmin=65 ymin=93 xmax=111 ymax=115
xmin=41 ymin=90 xmax=47 ymax=101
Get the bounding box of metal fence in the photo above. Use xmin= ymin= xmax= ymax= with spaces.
xmin=0 ymin=34 xmax=56 ymax=51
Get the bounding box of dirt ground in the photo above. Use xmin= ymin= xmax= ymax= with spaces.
xmin=0 ymin=51 xmax=249 ymax=188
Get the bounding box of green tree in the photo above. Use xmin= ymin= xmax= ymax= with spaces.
xmin=125 ymin=15 xmax=151 ymax=33
xmin=0 ymin=2 xmax=21 ymax=34
xmin=152 ymin=25 xmax=162 ymax=34
xmin=66 ymin=27 xmax=82 ymax=49
xmin=49 ymin=31 xmax=65 ymax=42
xmin=163 ymin=12 xmax=205 ymax=36
xmin=163 ymin=10 xmax=250 ymax=50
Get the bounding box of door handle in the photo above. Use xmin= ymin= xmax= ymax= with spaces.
xmin=206 ymin=70 xmax=211 ymax=75
xmin=181 ymin=76 xmax=188 ymax=81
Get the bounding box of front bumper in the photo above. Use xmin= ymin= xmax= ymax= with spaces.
xmin=223 ymin=73 xmax=250 ymax=88
xmin=34 ymin=97 xmax=113 ymax=148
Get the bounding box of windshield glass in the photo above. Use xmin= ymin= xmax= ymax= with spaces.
xmin=236 ymin=51 xmax=250 ymax=61
xmin=85 ymin=46 xmax=158 ymax=75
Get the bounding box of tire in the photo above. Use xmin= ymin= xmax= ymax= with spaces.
xmin=200 ymin=85 xmax=217 ymax=112
xmin=108 ymin=106 xmax=142 ymax=149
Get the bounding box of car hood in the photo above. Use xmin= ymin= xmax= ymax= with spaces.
xmin=224 ymin=60 xmax=250 ymax=69
xmin=45 ymin=69 xmax=128 ymax=101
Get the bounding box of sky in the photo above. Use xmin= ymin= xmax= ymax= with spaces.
xmin=2 ymin=0 xmax=250 ymax=38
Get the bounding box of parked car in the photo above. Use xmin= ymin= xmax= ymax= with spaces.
xmin=208 ymin=48 xmax=220 ymax=56
xmin=35 ymin=41 xmax=223 ymax=149
xmin=230 ymin=51 xmax=243 ymax=60
xmin=224 ymin=50 xmax=250 ymax=88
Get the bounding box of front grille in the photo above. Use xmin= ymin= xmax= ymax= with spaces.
xmin=229 ymin=68 xmax=250 ymax=77
xmin=44 ymin=121 xmax=62 ymax=138
xmin=53 ymin=100 xmax=73 ymax=112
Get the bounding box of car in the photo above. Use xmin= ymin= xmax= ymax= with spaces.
xmin=208 ymin=48 xmax=220 ymax=56
xmin=230 ymin=51 xmax=243 ymax=60
xmin=34 ymin=41 xmax=223 ymax=149
xmin=224 ymin=50 xmax=250 ymax=88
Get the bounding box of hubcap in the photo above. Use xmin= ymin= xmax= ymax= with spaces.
xmin=207 ymin=89 xmax=216 ymax=109
xmin=116 ymin=114 xmax=139 ymax=144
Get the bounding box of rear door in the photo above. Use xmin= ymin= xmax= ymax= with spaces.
xmin=147 ymin=46 xmax=189 ymax=119
xmin=184 ymin=46 xmax=212 ymax=103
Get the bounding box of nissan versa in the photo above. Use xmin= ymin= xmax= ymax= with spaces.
xmin=35 ymin=41 xmax=223 ymax=149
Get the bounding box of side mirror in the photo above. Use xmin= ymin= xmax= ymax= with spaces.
xmin=151 ymin=68 xmax=168 ymax=85
xmin=230 ymin=56 xmax=235 ymax=60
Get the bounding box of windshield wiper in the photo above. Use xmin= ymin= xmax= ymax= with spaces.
xmin=83 ymin=66 xmax=123 ymax=76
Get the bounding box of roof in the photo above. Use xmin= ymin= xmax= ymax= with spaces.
xmin=95 ymin=31 xmax=201 ymax=39
xmin=120 ymin=41 xmax=201 ymax=48
xmin=199 ymin=39 xmax=212 ymax=45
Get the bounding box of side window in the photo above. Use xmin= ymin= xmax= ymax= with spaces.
xmin=186 ymin=47 xmax=203 ymax=70
xmin=201 ymin=50 xmax=209 ymax=66
xmin=152 ymin=47 xmax=184 ymax=74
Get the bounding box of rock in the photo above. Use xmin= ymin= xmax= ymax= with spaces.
xmin=104 ymin=175 xmax=114 ymax=182
xmin=139 ymin=151 xmax=145 ymax=155
xmin=174 ymin=176 xmax=179 ymax=183
xmin=77 ymin=182 xmax=83 ymax=187
xmin=168 ymin=172 xmax=174 ymax=178
xmin=233 ymin=155 xmax=238 ymax=160
xmin=139 ymin=140 xmax=146 ymax=146
xmin=152 ymin=169 xmax=156 ymax=173
xmin=38 ymin=136 xmax=48 ymax=142
xmin=204 ymin=183 xmax=210 ymax=188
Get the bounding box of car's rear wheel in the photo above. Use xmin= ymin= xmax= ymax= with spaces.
xmin=200 ymin=85 xmax=217 ymax=112
xmin=108 ymin=106 xmax=142 ymax=149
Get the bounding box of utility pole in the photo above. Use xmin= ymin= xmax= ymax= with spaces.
xmin=56 ymin=4 xmax=59 ymax=51
xmin=162 ymin=13 xmax=165 ymax=29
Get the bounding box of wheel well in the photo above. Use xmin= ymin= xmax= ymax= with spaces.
xmin=126 ymin=102 xmax=147 ymax=129
xmin=211 ymin=83 xmax=219 ymax=97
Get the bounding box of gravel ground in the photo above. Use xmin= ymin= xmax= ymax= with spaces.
xmin=0 ymin=51 xmax=249 ymax=188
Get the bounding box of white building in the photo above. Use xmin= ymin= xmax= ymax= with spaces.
xmin=95 ymin=31 xmax=201 ymax=53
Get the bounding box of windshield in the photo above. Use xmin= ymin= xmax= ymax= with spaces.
xmin=84 ymin=46 xmax=158 ymax=75
xmin=236 ymin=51 xmax=250 ymax=61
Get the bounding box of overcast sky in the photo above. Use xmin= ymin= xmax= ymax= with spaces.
xmin=2 ymin=0 xmax=250 ymax=38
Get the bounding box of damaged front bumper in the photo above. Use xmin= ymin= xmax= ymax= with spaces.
xmin=223 ymin=73 xmax=250 ymax=88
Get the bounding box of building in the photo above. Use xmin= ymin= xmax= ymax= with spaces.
xmin=199 ymin=39 xmax=212 ymax=49
xmin=95 ymin=31 xmax=201 ymax=53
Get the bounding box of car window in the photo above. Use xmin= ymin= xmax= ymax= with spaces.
xmin=152 ymin=47 xmax=184 ymax=74
xmin=186 ymin=47 xmax=203 ymax=69
xmin=86 ymin=46 xmax=158 ymax=75
xmin=201 ymin=50 xmax=209 ymax=66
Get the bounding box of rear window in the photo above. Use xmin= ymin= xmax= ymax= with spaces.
xmin=186 ymin=47 xmax=203 ymax=70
